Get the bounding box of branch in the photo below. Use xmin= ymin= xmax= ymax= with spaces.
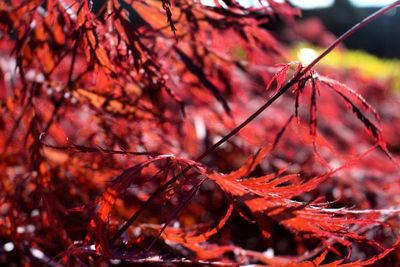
xmin=109 ymin=1 xmax=400 ymax=244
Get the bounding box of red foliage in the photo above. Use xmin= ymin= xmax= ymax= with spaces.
xmin=1 ymin=0 xmax=400 ymax=265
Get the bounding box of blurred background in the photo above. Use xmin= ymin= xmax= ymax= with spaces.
xmin=224 ymin=0 xmax=400 ymax=58
xmin=289 ymin=0 xmax=400 ymax=58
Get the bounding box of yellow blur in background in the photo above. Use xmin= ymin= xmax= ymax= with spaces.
xmin=292 ymin=43 xmax=400 ymax=91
